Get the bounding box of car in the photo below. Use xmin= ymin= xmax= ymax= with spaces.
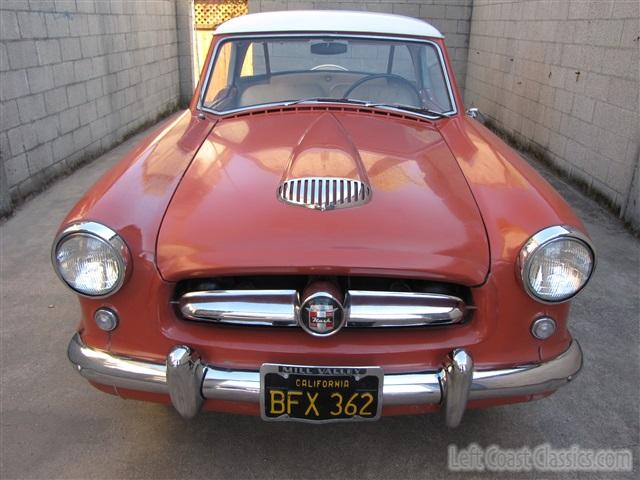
xmin=53 ymin=10 xmax=595 ymax=427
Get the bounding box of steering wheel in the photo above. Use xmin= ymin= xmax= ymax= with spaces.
xmin=311 ymin=64 xmax=349 ymax=71
xmin=343 ymin=73 xmax=421 ymax=103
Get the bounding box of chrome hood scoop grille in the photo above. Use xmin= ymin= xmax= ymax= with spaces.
xmin=278 ymin=177 xmax=371 ymax=211
xmin=278 ymin=112 xmax=371 ymax=211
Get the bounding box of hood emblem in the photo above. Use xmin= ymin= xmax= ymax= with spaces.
xmin=299 ymin=292 xmax=345 ymax=336
xmin=278 ymin=177 xmax=371 ymax=211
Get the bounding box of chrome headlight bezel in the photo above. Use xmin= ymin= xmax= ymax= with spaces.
xmin=51 ymin=221 xmax=131 ymax=298
xmin=518 ymin=225 xmax=595 ymax=304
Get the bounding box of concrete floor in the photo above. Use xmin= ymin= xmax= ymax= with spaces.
xmin=1 ymin=123 xmax=638 ymax=479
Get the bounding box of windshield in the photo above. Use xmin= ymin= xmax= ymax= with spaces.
xmin=202 ymin=36 xmax=455 ymax=117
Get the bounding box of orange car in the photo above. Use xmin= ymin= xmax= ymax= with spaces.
xmin=53 ymin=11 xmax=594 ymax=426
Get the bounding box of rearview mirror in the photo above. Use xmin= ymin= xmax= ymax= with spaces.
xmin=310 ymin=42 xmax=348 ymax=55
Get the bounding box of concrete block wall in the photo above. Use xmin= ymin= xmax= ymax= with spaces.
xmin=465 ymin=0 xmax=640 ymax=225
xmin=247 ymin=0 xmax=473 ymax=90
xmin=0 ymin=0 xmax=181 ymax=215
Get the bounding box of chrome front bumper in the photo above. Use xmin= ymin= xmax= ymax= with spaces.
xmin=67 ymin=333 xmax=582 ymax=427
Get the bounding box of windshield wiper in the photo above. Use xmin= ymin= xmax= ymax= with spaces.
xmin=363 ymin=103 xmax=451 ymax=119
xmin=284 ymin=97 xmax=370 ymax=106
xmin=284 ymin=98 xmax=450 ymax=119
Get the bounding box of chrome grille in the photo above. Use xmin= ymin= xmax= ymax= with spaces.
xmin=278 ymin=177 xmax=371 ymax=211
xmin=178 ymin=290 xmax=466 ymax=327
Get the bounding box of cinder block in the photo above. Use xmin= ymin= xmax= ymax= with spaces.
xmin=26 ymin=142 xmax=54 ymax=174
xmin=54 ymin=0 xmax=76 ymax=13
xmin=17 ymin=93 xmax=46 ymax=123
xmin=73 ymin=58 xmax=93 ymax=82
xmin=51 ymin=132 xmax=74 ymax=161
xmin=588 ymin=19 xmax=624 ymax=47
xmin=35 ymin=39 xmax=61 ymax=64
xmin=0 ymin=43 xmax=8 ymax=72
xmin=0 ymin=70 xmax=30 ymax=101
xmin=392 ymin=3 xmax=420 ymax=17
xmin=606 ymin=77 xmax=638 ymax=110
xmin=16 ymin=11 xmax=47 ymax=39
xmin=0 ymin=99 xmax=20 ymax=131
xmin=6 ymin=40 xmax=39 ymax=70
xmin=67 ymin=83 xmax=87 ymax=107
xmin=58 ymin=106 xmax=80 ymax=134
xmin=593 ymin=101 xmax=637 ymax=139
xmin=68 ymin=13 xmax=89 ymax=36
xmin=76 ymin=1 xmax=96 ymax=14
xmin=33 ymin=115 xmax=59 ymax=144
xmin=60 ymin=37 xmax=81 ymax=61
xmin=4 ymin=153 xmax=30 ymax=186
xmin=52 ymin=61 xmax=75 ymax=86
xmin=27 ymin=65 xmax=54 ymax=93
xmin=0 ymin=11 xmax=20 ymax=41
xmin=570 ymin=95 xmax=595 ymax=122
xmin=8 ymin=125 xmax=37 ymax=156
xmin=44 ymin=86 xmax=68 ymax=114
xmin=78 ymin=101 xmax=98 ymax=124
xmin=72 ymin=124 xmax=92 ymax=150
xmin=45 ymin=11 xmax=70 ymax=37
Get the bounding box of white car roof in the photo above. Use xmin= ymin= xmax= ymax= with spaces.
xmin=215 ymin=10 xmax=444 ymax=39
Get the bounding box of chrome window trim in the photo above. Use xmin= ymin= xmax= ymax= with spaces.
xmin=51 ymin=221 xmax=131 ymax=299
xmin=517 ymin=225 xmax=596 ymax=304
xmin=197 ymin=33 xmax=458 ymax=120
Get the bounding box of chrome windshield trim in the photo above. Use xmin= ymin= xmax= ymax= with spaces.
xmin=197 ymin=33 xmax=458 ymax=119
xmin=179 ymin=289 xmax=300 ymax=326
xmin=346 ymin=290 xmax=466 ymax=327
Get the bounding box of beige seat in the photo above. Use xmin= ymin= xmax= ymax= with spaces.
xmin=239 ymin=82 xmax=325 ymax=107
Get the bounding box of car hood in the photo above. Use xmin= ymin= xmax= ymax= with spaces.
xmin=157 ymin=109 xmax=489 ymax=285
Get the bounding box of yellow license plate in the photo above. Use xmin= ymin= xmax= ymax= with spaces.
xmin=260 ymin=364 xmax=383 ymax=423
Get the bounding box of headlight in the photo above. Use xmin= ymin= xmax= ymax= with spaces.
xmin=52 ymin=221 xmax=131 ymax=298
xmin=519 ymin=225 xmax=595 ymax=303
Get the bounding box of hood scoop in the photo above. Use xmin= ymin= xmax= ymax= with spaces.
xmin=277 ymin=113 xmax=371 ymax=211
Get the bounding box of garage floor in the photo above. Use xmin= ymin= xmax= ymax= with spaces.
xmin=1 ymin=120 xmax=638 ymax=479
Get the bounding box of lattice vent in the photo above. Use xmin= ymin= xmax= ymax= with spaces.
xmin=195 ymin=0 xmax=248 ymax=30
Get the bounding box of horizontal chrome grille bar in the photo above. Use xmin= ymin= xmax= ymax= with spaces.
xmin=179 ymin=290 xmax=299 ymax=326
xmin=179 ymin=289 xmax=465 ymax=327
xmin=346 ymin=290 xmax=465 ymax=327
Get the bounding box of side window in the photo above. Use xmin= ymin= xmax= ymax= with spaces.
xmin=391 ymin=45 xmax=417 ymax=83
xmin=240 ymin=42 xmax=267 ymax=77
xmin=204 ymin=41 xmax=233 ymax=104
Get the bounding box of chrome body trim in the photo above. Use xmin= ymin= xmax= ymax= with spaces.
xmin=278 ymin=177 xmax=372 ymax=211
xmin=517 ymin=225 xmax=596 ymax=304
xmin=51 ymin=221 xmax=131 ymax=299
xmin=68 ymin=334 xmax=582 ymax=426
xmin=179 ymin=290 xmax=299 ymax=326
xmin=346 ymin=290 xmax=465 ymax=327
xmin=197 ymin=34 xmax=458 ymax=120
xmin=178 ymin=290 xmax=466 ymax=328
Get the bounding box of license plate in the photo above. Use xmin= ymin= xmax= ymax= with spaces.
xmin=260 ymin=364 xmax=383 ymax=423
